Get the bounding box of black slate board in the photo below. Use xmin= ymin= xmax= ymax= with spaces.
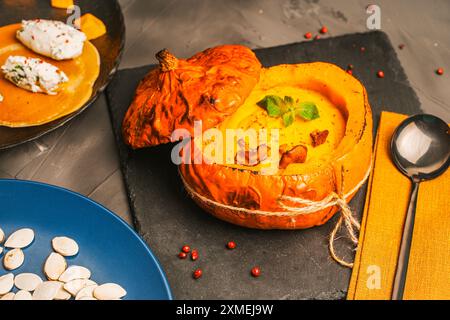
xmin=106 ymin=31 xmax=421 ymax=299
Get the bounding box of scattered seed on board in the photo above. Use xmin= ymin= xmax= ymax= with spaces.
xmin=4 ymin=228 xmax=34 ymax=249
xmin=3 ymin=248 xmax=25 ymax=270
xmin=320 ymin=26 xmax=328 ymax=34
xmin=182 ymin=245 xmax=191 ymax=253
xmin=52 ymin=237 xmax=79 ymax=257
xmin=178 ymin=252 xmax=187 ymax=259
xmin=14 ymin=273 xmax=43 ymax=292
xmin=251 ymin=266 xmax=261 ymax=278
xmin=191 ymin=249 xmax=199 ymax=261
xmin=44 ymin=252 xmax=67 ymax=281
xmin=193 ymin=269 xmax=203 ymax=280
xmin=226 ymin=241 xmax=236 ymax=250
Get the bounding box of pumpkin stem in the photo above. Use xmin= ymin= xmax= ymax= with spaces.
xmin=156 ymin=49 xmax=178 ymax=72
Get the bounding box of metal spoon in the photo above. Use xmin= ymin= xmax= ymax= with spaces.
xmin=390 ymin=114 xmax=450 ymax=300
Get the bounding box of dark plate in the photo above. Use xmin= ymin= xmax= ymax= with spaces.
xmin=0 ymin=0 xmax=125 ymax=150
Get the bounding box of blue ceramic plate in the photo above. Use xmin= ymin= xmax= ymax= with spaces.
xmin=0 ymin=180 xmax=172 ymax=300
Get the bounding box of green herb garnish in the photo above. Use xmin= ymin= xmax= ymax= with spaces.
xmin=257 ymin=95 xmax=320 ymax=127
xmin=257 ymin=95 xmax=284 ymax=117
xmin=282 ymin=111 xmax=295 ymax=127
xmin=296 ymin=102 xmax=320 ymax=120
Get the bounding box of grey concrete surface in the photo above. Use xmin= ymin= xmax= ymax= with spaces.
xmin=120 ymin=0 xmax=449 ymax=121
xmin=0 ymin=0 xmax=448 ymax=227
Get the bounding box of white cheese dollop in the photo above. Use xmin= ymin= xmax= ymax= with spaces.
xmin=16 ymin=19 xmax=87 ymax=61
xmin=1 ymin=56 xmax=69 ymax=95
xmin=0 ymin=92 xmax=3 ymax=102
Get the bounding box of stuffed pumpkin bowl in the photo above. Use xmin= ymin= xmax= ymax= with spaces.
xmin=123 ymin=45 xmax=373 ymax=230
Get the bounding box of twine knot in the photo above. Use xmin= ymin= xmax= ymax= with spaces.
xmin=180 ymin=162 xmax=372 ymax=269
xmin=279 ymin=165 xmax=372 ymax=268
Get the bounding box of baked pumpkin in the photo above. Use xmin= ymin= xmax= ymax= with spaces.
xmin=122 ymin=45 xmax=262 ymax=148
xmin=76 ymin=14 xmax=107 ymax=40
xmin=180 ymin=63 xmax=372 ymax=229
xmin=123 ymin=45 xmax=373 ymax=230
xmin=0 ymin=23 xmax=100 ymax=127
xmin=51 ymin=0 xmax=74 ymax=9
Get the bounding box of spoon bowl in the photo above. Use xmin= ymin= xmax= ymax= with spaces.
xmin=390 ymin=114 xmax=449 ymax=300
xmin=391 ymin=114 xmax=450 ymax=182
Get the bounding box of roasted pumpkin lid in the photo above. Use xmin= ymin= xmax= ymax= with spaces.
xmin=122 ymin=45 xmax=262 ymax=149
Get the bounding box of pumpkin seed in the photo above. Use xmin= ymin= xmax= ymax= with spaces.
xmin=0 ymin=273 xmax=14 ymax=295
xmin=52 ymin=237 xmax=79 ymax=257
xmin=44 ymin=252 xmax=67 ymax=281
xmin=3 ymin=248 xmax=25 ymax=270
xmin=32 ymin=281 xmax=63 ymax=300
xmin=63 ymin=279 xmax=97 ymax=296
xmin=59 ymin=266 xmax=91 ymax=283
xmin=14 ymin=290 xmax=32 ymax=300
xmin=4 ymin=228 xmax=34 ymax=249
xmin=1 ymin=229 xmax=128 ymax=300
xmin=54 ymin=287 xmax=71 ymax=300
xmin=94 ymin=283 xmax=127 ymax=300
xmin=75 ymin=285 xmax=98 ymax=300
xmin=14 ymin=273 xmax=43 ymax=292
xmin=0 ymin=292 xmax=15 ymax=300
xmin=77 ymin=296 xmax=97 ymax=300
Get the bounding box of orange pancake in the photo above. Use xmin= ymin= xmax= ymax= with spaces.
xmin=0 ymin=23 xmax=100 ymax=127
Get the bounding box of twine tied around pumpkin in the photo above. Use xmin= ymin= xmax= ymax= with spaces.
xmin=279 ymin=163 xmax=372 ymax=268
xmin=179 ymin=163 xmax=372 ymax=268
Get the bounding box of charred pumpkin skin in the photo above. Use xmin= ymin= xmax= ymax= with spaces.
xmin=122 ymin=45 xmax=262 ymax=149
xmin=180 ymin=63 xmax=373 ymax=230
xmin=0 ymin=24 xmax=100 ymax=127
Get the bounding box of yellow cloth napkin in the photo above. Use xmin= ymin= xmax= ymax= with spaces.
xmin=348 ymin=111 xmax=450 ymax=300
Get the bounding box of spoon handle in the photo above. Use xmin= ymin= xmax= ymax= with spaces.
xmin=391 ymin=181 xmax=420 ymax=300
